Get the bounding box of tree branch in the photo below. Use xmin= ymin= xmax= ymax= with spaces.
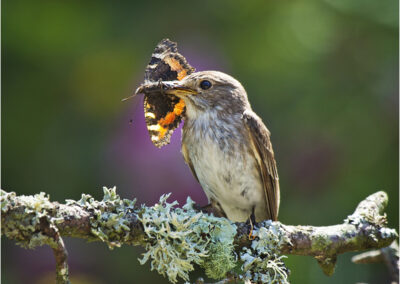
xmin=352 ymin=240 xmax=399 ymax=283
xmin=40 ymin=216 xmax=70 ymax=283
xmin=1 ymin=188 xmax=397 ymax=283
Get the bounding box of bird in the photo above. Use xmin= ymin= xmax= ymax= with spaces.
xmin=138 ymin=70 xmax=280 ymax=223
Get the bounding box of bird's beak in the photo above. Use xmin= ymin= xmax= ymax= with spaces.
xmin=134 ymin=81 xmax=197 ymax=97
xmin=162 ymin=81 xmax=198 ymax=96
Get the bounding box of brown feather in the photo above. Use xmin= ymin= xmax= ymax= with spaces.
xmin=182 ymin=143 xmax=199 ymax=183
xmin=243 ymin=110 xmax=280 ymax=221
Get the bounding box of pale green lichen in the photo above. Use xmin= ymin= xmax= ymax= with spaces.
xmin=345 ymin=191 xmax=390 ymax=228
xmin=3 ymin=189 xmax=398 ymax=283
xmin=345 ymin=205 xmax=398 ymax=245
xmin=1 ymin=187 xmax=136 ymax=250
xmin=345 ymin=212 xmax=387 ymax=228
xmin=0 ymin=189 xmax=58 ymax=249
xmin=240 ymin=221 xmax=290 ymax=284
xmin=137 ymin=194 xmax=237 ymax=283
xmin=4 ymin=188 xmax=293 ymax=283
xmin=66 ymin=186 xmax=136 ymax=249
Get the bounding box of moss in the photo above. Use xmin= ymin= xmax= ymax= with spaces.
xmin=240 ymin=221 xmax=290 ymax=284
xmin=312 ymin=234 xmax=331 ymax=252
xmin=203 ymin=242 xmax=236 ymax=279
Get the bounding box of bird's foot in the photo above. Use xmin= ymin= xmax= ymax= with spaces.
xmin=247 ymin=211 xmax=257 ymax=240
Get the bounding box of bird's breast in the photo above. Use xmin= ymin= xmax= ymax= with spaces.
xmin=182 ymin=114 xmax=266 ymax=222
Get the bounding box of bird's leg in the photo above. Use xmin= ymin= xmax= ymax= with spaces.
xmin=248 ymin=207 xmax=256 ymax=240
xmin=193 ymin=198 xmax=227 ymax=218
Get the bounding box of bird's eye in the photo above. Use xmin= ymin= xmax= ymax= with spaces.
xmin=200 ymin=80 xmax=212 ymax=90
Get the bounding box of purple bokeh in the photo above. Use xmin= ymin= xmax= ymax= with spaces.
xmin=109 ymin=102 xmax=207 ymax=206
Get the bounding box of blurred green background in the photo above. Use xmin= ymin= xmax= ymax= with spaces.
xmin=2 ymin=0 xmax=398 ymax=283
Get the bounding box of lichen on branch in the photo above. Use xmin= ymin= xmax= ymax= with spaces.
xmin=1 ymin=188 xmax=398 ymax=284
xmin=137 ymin=194 xmax=237 ymax=282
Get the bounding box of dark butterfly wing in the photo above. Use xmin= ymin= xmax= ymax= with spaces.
xmin=143 ymin=39 xmax=195 ymax=148
xmin=143 ymin=93 xmax=185 ymax=148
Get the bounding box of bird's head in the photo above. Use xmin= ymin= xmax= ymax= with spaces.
xmin=137 ymin=71 xmax=250 ymax=120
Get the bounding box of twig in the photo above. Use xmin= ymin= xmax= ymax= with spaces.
xmin=37 ymin=207 xmax=70 ymax=283
xmin=352 ymin=240 xmax=399 ymax=283
xmin=52 ymin=236 xmax=69 ymax=284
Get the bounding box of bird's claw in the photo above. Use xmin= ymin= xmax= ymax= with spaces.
xmin=248 ymin=217 xmax=256 ymax=240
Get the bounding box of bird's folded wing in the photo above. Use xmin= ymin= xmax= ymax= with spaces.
xmin=182 ymin=143 xmax=200 ymax=183
xmin=243 ymin=110 xmax=280 ymax=221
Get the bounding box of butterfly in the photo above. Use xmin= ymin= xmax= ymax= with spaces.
xmin=136 ymin=39 xmax=195 ymax=148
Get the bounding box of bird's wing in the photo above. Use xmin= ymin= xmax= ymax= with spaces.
xmin=243 ymin=110 xmax=280 ymax=221
xmin=182 ymin=143 xmax=199 ymax=183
